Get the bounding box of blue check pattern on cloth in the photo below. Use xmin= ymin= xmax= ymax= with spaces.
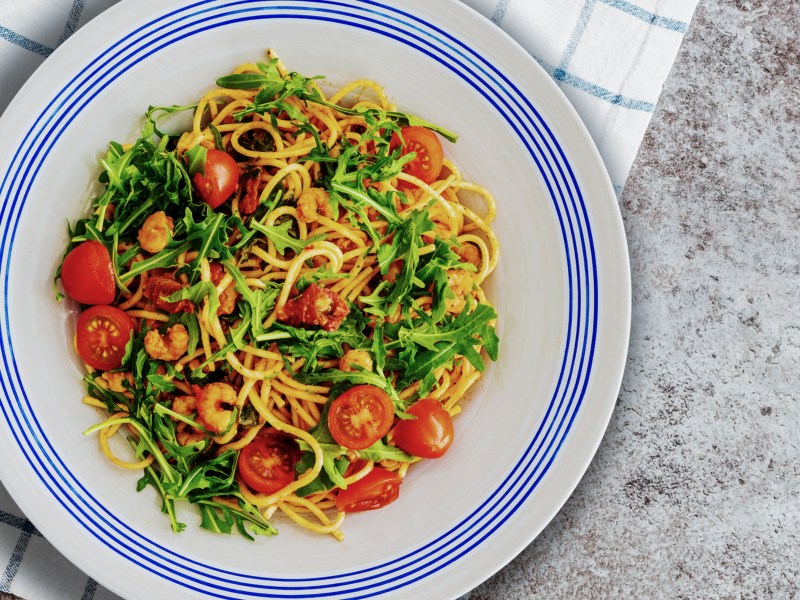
xmin=0 ymin=0 xmax=698 ymax=597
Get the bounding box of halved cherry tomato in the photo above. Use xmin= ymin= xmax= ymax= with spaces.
xmin=335 ymin=467 xmax=401 ymax=512
xmin=192 ymin=148 xmax=239 ymax=209
xmin=238 ymin=428 xmax=302 ymax=495
xmin=390 ymin=126 xmax=444 ymax=186
xmin=392 ymin=397 xmax=454 ymax=459
xmin=60 ymin=240 xmax=116 ymax=305
xmin=327 ymin=384 xmax=394 ymax=450
xmin=75 ymin=305 xmax=134 ymax=371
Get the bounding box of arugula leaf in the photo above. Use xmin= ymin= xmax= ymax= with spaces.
xmin=396 ymin=303 xmax=499 ymax=394
xmin=183 ymin=209 xmax=230 ymax=273
xmin=294 ymin=442 xmax=348 ymax=497
xmin=184 ymin=145 xmax=208 ymax=176
xmin=268 ymin=311 xmax=370 ymax=372
xmin=99 ymin=134 xmax=194 ymax=240
xmin=331 ymin=181 xmax=400 ymax=225
xmin=357 ymin=440 xmax=415 ymax=463
xmin=218 ymin=60 xmax=322 ymax=122
xmin=295 ymin=265 xmax=348 ymax=292
xmin=224 ymin=261 xmax=280 ymax=339
xmin=250 ymin=220 xmax=326 ymax=255
xmin=163 ymin=280 xmax=220 ymax=318
xmin=144 ymin=103 xmax=198 ymax=138
xmin=119 ymin=241 xmax=191 ymax=284
xmin=197 ymin=497 xmax=277 ymax=539
xmin=216 ymin=59 xmax=286 ymax=95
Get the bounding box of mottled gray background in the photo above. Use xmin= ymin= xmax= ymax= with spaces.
xmin=473 ymin=1 xmax=800 ymax=597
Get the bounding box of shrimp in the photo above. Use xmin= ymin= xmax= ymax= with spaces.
xmin=339 ymin=349 xmax=373 ymax=373
xmin=454 ymin=242 xmax=481 ymax=269
xmin=101 ymin=371 xmax=134 ymax=393
xmin=296 ymin=187 xmax=333 ymax=223
xmin=445 ymin=269 xmax=477 ymax=315
xmin=144 ymin=324 xmax=189 ymax=361
xmin=172 ymin=394 xmax=197 ymax=417
xmin=137 ymin=210 xmax=174 ymax=254
xmin=171 ymin=394 xmax=207 ymax=446
xmin=195 ymin=382 xmax=237 ymax=434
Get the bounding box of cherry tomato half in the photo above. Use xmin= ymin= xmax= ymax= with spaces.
xmin=192 ymin=148 xmax=239 ymax=209
xmin=60 ymin=240 xmax=116 ymax=305
xmin=238 ymin=428 xmax=302 ymax=495
xmin=392 ymin=397 xmax=454 ymax=459
xmin=327 ymin=384 xmax=394 ymax=450
xmin=75 ymin=305 xmax=134 ymax=371
xmin=335 ymin=467 xmax=401 ymax=513
xmin=390 ymin=126 xmax=444 ymax=186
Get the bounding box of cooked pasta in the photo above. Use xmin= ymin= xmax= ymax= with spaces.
xmin=60 ymin=51 xmax=499 ymax=540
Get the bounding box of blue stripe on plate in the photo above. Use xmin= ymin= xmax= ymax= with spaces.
xmin=0 ymin=0 xmax=598 ymax=596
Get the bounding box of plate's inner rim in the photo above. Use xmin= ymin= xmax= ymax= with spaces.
xmin=0 ymin=0 xmax=598 ymax=596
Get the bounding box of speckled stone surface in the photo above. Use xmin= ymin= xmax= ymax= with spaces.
xmin=471 ymin=1 xmax=800 ymax=598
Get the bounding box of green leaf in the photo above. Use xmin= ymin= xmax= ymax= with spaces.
xmin=120 ymin=241 xmax=191 ymax=283
xmin=224 ymin=261 xmax=280 ymax=339
xmin=396 ymin=303 xmax=499 ymax=390
xmin=163 ymin=280 xmax=220 ymax=318
xmin=250 ymin=220 xmax=326 ymax=255
xmin=357 ymin=439 xmax=415 ymax=463
xmin=294 ymin=443 xmax=348 ymax=497
xmin=217 ymin=59 xmax=285 ymax=98
xmin=184 ymin=145 xmax=208 ymax=176
xmin=330 ymin=181 xmax=400 ymax=225
xmin=197 ymin=497 xmax=277 ymax=539
xmin=269 ymin=311 xmax=370 ymax=373
xmin=182 ymin=209 xmax=230 ymax=274
xmin=144 ymin=103 xmax=198 ymax=138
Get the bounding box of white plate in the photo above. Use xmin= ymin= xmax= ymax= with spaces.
xmin=0 ymin=1 xmax=630 ymax=598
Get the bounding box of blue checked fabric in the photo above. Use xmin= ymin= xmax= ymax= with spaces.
xmin=0 ymin=0 xmax=698 ymax=598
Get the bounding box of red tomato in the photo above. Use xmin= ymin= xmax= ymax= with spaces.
xmin=336 ymin=467 xmax=401 ymax=512
xmin=238 ymin=428 xmax=301 ymax=495
xmin=390 ymin=126 xmax=444 ymax=185
xmin=75 ymin=305 xmax=134 ymax=371
xmin=60 ymin=240 xmax=116 ymax=305
xmin=392 ymin=397 xmax=454 ymax=459
xmin=192 ymin=148 xmax=239 ymax=209
xmin=327 ymin=385 xmax=394 ymax=450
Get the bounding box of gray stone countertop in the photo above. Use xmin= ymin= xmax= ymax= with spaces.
xmin=472 ymin=1 xmax=799 ymax=598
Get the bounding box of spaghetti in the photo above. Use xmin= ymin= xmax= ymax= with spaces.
xmin=61 ymin=51 xmax=499 ymax=540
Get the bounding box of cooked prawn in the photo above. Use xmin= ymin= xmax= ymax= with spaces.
xmin=339 ymin=349 xmax=373 ymax=373
xmin=137 ymin=210 xmax=174 ymax=254
xmin=101 ymin=371 xmax=134 ymax=393
xmin=195 ymin=382 xmax=237 ymax=434
xmin=296 ymin=187 xmax=333 ymax=223
xmin=144 ymin=324 xmax=189 ymax=361
xmin=171 ymin=394 xmax=207 ymax=446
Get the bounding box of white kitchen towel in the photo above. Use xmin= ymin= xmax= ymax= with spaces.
xmin=0 ymin=0 xmax=698 ymax=598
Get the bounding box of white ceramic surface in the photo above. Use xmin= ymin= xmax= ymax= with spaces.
xmin=0 ymin=1 xmax=630 ymax=598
